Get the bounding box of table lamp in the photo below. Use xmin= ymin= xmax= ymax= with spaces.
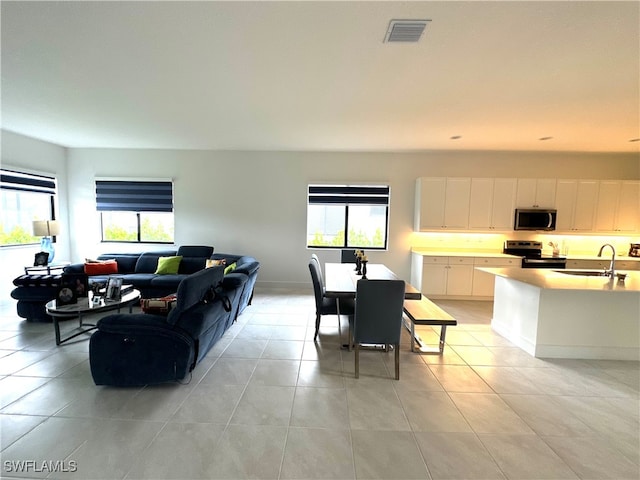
xmin=33 ymin=220 xmax=60 ymax=264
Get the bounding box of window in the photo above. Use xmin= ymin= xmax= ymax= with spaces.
xmin=1 ymin=169 xmax=57 ymax=247
xmin=306 ymin=184 xmax=389 ymax=249
xmin=96 ymin=180 xmax=174 ymax=243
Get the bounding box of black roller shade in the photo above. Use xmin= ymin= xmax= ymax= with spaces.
xmin=96 ymin=180 xmax=173 ymax=212
xmin=308 ymin=185 xmax=390 ymax=206
xmin=0 ymin=169 xmax=56 ymax=195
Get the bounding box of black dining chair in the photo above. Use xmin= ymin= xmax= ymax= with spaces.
xmin=341 ymin=249 xmax=357 ymax=263
xmin=352 ymin=279 xmax=406 ymax=380
xmin=308 ymin=256 xmax=354 ymax=341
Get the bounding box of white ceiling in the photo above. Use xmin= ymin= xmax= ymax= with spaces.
xmin=1 ymin=1 xmax=639 ymax=152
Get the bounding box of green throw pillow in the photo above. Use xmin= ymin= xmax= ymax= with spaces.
xmin=224 ymin=262 xmax=237 ymax=275
xmin=155 ymin=256 xmax=183 ymax=275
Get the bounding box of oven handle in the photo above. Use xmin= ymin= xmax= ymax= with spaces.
xmin=522 ymin=258 xmax=566 ymax=264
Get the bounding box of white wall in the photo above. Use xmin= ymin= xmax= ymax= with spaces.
xmin=65 ymin=148 xmax=639 ymax=288
xmin=0 ymin=131 xmax=69 ymax=305
xmin=2 ymin=129 xmax=638 ymax=295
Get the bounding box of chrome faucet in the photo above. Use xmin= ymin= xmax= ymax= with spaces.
xmin=597 ymin=244 xmax=616 ymax=278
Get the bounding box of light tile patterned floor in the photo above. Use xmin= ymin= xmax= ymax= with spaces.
xmin=0 ymin=290 xmax=638 ymax=479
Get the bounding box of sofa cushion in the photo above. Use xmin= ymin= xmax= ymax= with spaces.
xmin=155 ymin=256 xmax=182 ymax=275
xmin=211 ymin=253 xmax=241 ymax=265
xmin=206 ymin=259 xmax=226 ymax=268
xmin=177 ymin=245 xmax=214 ymax=258
xmin=97 ymin=254 xmax=140 ymax=274
xmin=167 ymin=266 xmax=225 ymax=326
xmin=179 ymin=257 xmax=207 ymax=274
xmin=149 ymin=274 xmax=187 ymax=289
xmin=84 ymin=259 xmax=118 ymax=275
xmin=224 ymin=262 xmax=237 ymax=275
xmin=118 ymin=274 xmax=155 ymax=287
xmin=134 ymin=251 xmax=176 ymax=273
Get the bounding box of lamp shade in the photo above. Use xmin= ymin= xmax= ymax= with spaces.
xmin=33 ymin=220 xmax=60 ymax=237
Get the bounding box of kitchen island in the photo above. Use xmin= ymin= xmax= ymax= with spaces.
xmin=479 ymin=268 xmax=640 ymax=360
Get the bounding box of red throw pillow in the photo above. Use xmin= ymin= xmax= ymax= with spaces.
xmin=84 ymin=259 xmax=118 ymax=275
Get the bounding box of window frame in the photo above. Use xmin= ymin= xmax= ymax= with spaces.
xmin=0 ymin=168 xmax=57 ymax=248
xmin=96 ymin=179 xmax=174 ymax=244
xmin=306 ymin=184 xmax=390 ymax=250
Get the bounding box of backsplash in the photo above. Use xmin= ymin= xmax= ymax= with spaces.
xmin=411 ymin=232 xmax=640 ymax=257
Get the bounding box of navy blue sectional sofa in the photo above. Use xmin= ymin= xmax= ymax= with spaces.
xmin=90 ymin=263 xmax=255 ymax=386
xmin=64 ymin=245 xmax=215 ymax=298
xmin=11 ymin=245 xmax=260 ymax=324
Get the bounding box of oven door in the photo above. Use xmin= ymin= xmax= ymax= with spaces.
xmin=521 ymin=258 xmax=567 ymax=269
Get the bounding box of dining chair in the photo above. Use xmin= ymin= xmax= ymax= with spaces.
xmin=308 ymin=256 xmax=354 ymax=341
xmin=352 ymin=279 xmax=405 ymax=380
xmin=341 ymin=249 xmax=357 ymax=263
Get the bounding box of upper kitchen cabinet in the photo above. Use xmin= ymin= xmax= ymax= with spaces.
xmin=516 ymin=178 xmax=556 ymax=208
xmin=415 ymin=177 xmax=471 ymax=231
xmin=595 ymin=180 xmax=640 ymax=233
xmin=468 ymin=178 xmax=517 ymax=230
xmin=555 ymin=179 xmax=598 ymax=232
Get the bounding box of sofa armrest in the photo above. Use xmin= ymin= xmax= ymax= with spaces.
xmin=234 ymin=261 xmax=260 ymax=276
xmin=221 ymin=272 xmax=248 ymax=290
xmin=64 ymin=263 xmax=86 ymax=274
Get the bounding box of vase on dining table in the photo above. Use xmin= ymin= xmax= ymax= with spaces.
xmin=361 ymin=260 xmax=368 ymax=279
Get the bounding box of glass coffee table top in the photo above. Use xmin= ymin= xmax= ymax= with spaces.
xmin=45 ymin=289 xmax=141 ymax=345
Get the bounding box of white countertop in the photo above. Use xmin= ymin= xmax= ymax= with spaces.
xmin=411 ymin=248 xmax=640 ymax=263
xmin=478 ymin=267 xmax=640 ymax=292
xmin=411 ymin=248 xmax=515 ymax=258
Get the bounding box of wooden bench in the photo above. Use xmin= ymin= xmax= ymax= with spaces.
xmin=403 ymin=295 xmax=457 ymax=354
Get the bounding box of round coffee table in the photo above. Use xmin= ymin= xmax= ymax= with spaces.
xmin=45 ymin=289 xmax=141 ymax=345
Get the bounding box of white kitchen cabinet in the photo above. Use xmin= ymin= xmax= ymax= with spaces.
xmin=555 ymin=179 xmax=598 ymax=232
xmin=616 ymin=181 xmax=640 ymax=232
xmin=595 ymin=181 xmax=621 ymax=232
xmin=446 ymin=257 xmax=474 ymax=296
xmin=421 ymin=256 xmax=474 ymax=297
xmin=468 ymin=178 xmax=517 ymax=230
xmin=421 ymin=256 xmax=449 ymax=296
xmin=415 ymin=177 xmax=471 ymax=230
xmin=595 ymin=180 xmax=640 ymax=233
xmin=516 ymin=178 xmax=556 ymax=208
xmin=472 ymin=256 xmax=520 ymax=296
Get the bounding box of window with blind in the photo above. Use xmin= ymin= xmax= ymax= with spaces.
xmin=95 ymin=180 xmax=174 ymax=243
xmin=1 ymin=168 xmax=57 ymax=247
xmin=306 ymin=184 xmax=390 ymax=249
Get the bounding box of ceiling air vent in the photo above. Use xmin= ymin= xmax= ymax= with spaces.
xmin=384 ymin=19 xmax=430 ymax=43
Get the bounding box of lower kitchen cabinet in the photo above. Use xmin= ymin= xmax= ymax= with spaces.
xmin=413 ymin=253 xmax=522 ymax=299
xmin=421 ymin=256 xmax=474 ymax=297
xmin=472 ymin=256 xmax=520 ymax=296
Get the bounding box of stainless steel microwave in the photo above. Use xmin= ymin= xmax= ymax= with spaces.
xmin=514 ymin=209 xmax=557 ymax=231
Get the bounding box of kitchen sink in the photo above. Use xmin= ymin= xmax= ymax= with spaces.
xmin=554 ymin=269 xmax=609 ymax=277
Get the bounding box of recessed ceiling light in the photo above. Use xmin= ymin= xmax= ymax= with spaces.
xmin=384 ymin=19 xmax=431 ymax=43
xmin=629 ymin=138 xmax=640 ymax=142
xmin=538 ymin=136 xmax=553 ymax=141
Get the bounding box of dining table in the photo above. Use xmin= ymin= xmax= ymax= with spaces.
xmin=323 ymin=262 xmax=421 ymax=347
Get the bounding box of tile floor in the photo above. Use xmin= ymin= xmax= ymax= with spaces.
xmin=0 ymin=290 xmax=638 ymax=479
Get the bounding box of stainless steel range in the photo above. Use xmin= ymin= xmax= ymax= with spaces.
xmin=503 ymin=240 xmax=567 ymax=269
